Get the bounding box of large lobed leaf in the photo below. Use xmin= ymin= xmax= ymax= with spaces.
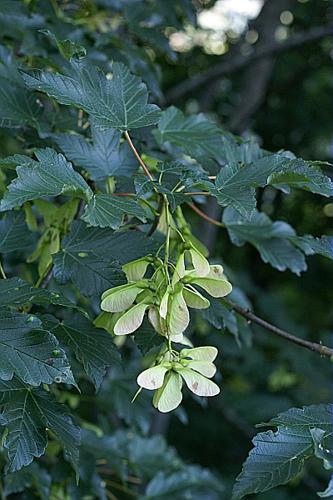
xmin=82 ymin=193 xmax=149 ymax=229
xmin=45 ymin=314 xmax=121 ymax=390
xmin=223 ymin=207 xmax=333 ymax=274
xmin=223 ymin=207 xmax=307 ymax=275
xmin=0 ymin=377 xmax=80 ymax=472
xmin=154 ymin=106 xmax=223 ymax=162
xmin=53 ymin=221 xmax=159 ymax=296
xmin=232 ymin=404 xmax=333 ymax=499
xmin=0 ymin=45 xmax=41 ymax=129
xmin=210 ymin=155 xmax=333 ymax=217
xmin=0 ymin=276 xmax=78 ymax=309
xmin=0 ymin=211 xmax=34 ymax=253
xmin=0 ymin=148 xmax=92 ymax=211
xmin=21 ymin=61 xmax=161 ymax=131
xmin=54 ymin=125 xmax=138 ymax=181
xmin=0 ymin=311 xmax=75 ymax=387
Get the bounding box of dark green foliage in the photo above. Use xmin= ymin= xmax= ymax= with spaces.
xmin=0 ymin=0 xmax=331 ymax=498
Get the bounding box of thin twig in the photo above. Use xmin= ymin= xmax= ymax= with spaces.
xmin=0 ymin=259 xmax=7 ymax=279
xmin=104 ymin=480 xmax=138 ymax=497
xmin=124 ymin=131 xmax=154 ymax=181
xmin=105 ymin=490 xmax=118 ymax=500
xmin=147 ymin=195 xmax=164 ymax=236
xmin=37 ymin=266 xmax=54 ymax=289
xmin=188 ymin=202 xmax=224 ymax=227
xmin=224 ymin=298 xmax=333 ymax=359
xmin=184 ymin=191 xmax=211 ymax=196
xmin=110 ymin=192 xmax=136 ymax=197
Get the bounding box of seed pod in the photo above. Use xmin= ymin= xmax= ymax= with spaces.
xmin=137 ymin=365 xmax=169 ymax=390
xmin=186 ymin=265 xmax=232 ymax=298
xmin=122 ymin=256 xmax=152 ymax=282
xmin=114 ymin=302 xmax=149 ymax=335
xmin=168 ymin=286 xmax=189 ymax=337
xmin=176 ymin=367 xmax=220 ymax=397
xmin=183 ymin=287 xmax=210 ymax=309
xmin=153 ymin=371 xmax=183 ymax=413
xmin=180 ymin=346 xmax=218 ymax=362
xmin=101 ymin=282 xmax=145 ymax=313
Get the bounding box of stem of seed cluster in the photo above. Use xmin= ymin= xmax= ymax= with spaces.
xmin=164 ymin=195 xmax=171 ymax=267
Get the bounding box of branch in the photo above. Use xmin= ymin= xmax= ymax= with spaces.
xmin=165 ymin=25 xmax=333 ymax=102
xmin=224 ymin=298 xmax=333 ymax=359
xmin=124 ymin=131 xmax=154 ymax=181
xmin=39 ymin=266 xmax=53 ymax=289
xmin=187 ymin=202 xmax=224 ymax=227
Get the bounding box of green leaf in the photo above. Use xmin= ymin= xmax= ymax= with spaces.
xmin=210 ymin=162 xmax=257 ymax=216
xmin=267 ymin=160 xmax=333 ymax=197
xmin=0 ymin=211 xmax=33 ymax=253
xmin=4 ymin=463 xmax=51 ymax=498
xmin=232 ymin=404 xmax=333 ymax=499
xmin=53 ymin=246 xmax=125 ymax=297
xmin=0 ymin=311 xmax=75 ymax=386
xmin=289 ymin=234 xmax=333 ymax=260
xmin=47 ymin=314 xmax=121 ymax=390
xmin=0 ymin=276 xmax=78 ymax=309
xmin=54 ymin=125 xmax=138 ymax=181
xmin=203 ymin=152 xmax=282 ymax=215
xmin=134 ymin=320 xmax=164 ymax=356
xmin=209 ymin=154 xmax=333 ymax=216
xmin=223 ymin=207 xmax=307 ymax=275
xmin=0 ymin=46 xmax=41 ymax=129
xmin=154 ymin=106 xmax=222 ymax=161
xmin=202 ymin=298 xmax=239 ymax=344
xmin=53 ymin=221 xmax=159 ymax=295
xmin=0 ymin=148 xmax=92 ymax=211
xmin=82 ymin=193 xmax=149 ymax=229
xmin=40 ymin=29 xmax=86 ymax=60
xmin=21 ymin=61 xmax=161 ymax=131
xmin=143 ymin=466 xmax=224 ymax=499
xmin=0 ymin=377 xmax=80 ymax=472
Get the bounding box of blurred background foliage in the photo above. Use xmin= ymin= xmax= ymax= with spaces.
xmin=0 ymin=0 xmax=332 ymax=498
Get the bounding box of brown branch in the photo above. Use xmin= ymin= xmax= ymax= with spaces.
xmin=166 ymin=25 xmax=333 ymax=102
xmin=124 ymin=131 xmax=154 ymax=181
xmin=35 ymin=265 xmax=53 ymax=289
xmin=224 ymin=298 xmax=333 ymax=359
xmin=187 ymin=202 xmax=224 ymax=227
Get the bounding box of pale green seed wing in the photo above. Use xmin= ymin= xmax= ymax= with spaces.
xmin=189 ymin=247 xmax=210 ymax=277
xmin=159 ymin=288 xmax=171 ymax=319
xmin=154 ymin=372 xmax=183 ymax=413
xmin=183 ymin=287 xmax=210 ymax=309
xmin=178 ymin=368 xmax=220 ymax=397
xmin=208 ymin=264 xmax=225 ymax=278
xmin=114 ymin=302 xmax=149 ymax=334
xmin=181 ymin=346 xmax=218 ymax=362
xmin=172 ymin=252 xmax=185 ymax=284
xmin=137 ymin=365 xmax=168 ymax=390
xmin=168 ymin=288 xmax=189 ymax=336
xmin=193 ymin=277 xmax=232 ymax=298
xmin=187 ymin=360 xmax=216 ymax=378
xmin=101 ymin=283 xmax=142 ymax=312
xmin=123 ymin=258 xmax=149 ymax=282
xmin=101 ymin=282 xmax=133 ymax=301
xmin=148 ymin=307 xmax=164 ymax=334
